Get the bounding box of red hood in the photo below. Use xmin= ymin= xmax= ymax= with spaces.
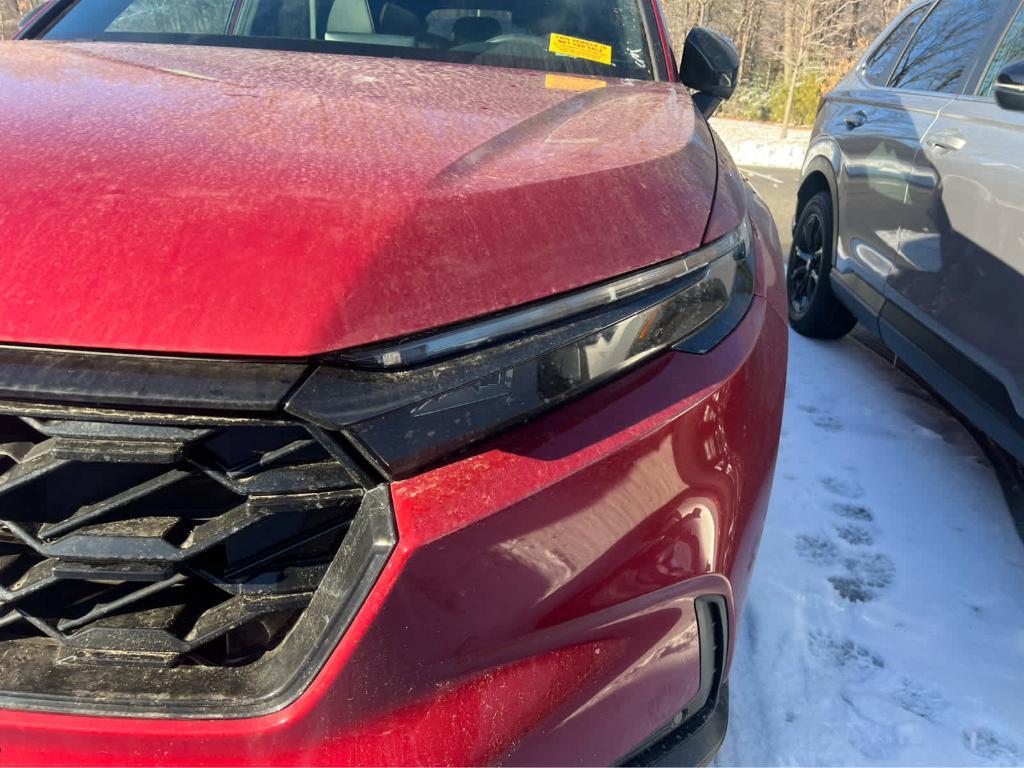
xmin=0 ymin=42 xmax=718 ymax=357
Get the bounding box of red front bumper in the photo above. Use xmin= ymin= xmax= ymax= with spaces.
xmin=0 ymin=280 xmax=787 ymax=765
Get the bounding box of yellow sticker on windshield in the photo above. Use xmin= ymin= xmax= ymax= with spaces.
xmin=544 ymin=73 xmax=608 ymax=92
xmin=549 ymin=33 xmax=612 ymax=65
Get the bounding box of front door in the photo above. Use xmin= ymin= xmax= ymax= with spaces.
xmin=829 ymin=3 xmax=943 ymax=308
xmin=890 ymin=1 xmax=1024 ymax=431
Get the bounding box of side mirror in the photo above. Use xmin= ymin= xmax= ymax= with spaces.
xmin=679 ymin=27 xmax=740 ymax=119
xmin=995 ymin=60 xmax=1024 ymax=112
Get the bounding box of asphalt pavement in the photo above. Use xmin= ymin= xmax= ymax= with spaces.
xmin=738 ymin=166 xmax=801 ymax=255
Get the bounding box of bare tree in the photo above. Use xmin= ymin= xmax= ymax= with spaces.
xmin=692 ymin=0 xmax=713 ymax=24
xmin=735 ymin=0 xmax=765 ymax=84
xmin=0 ymin=0 xmax=22 ymax=40
xmin=665 ymin=0 xmax=911 ymax=127
xmin=776 ymin=0 xmax=860 ymax=137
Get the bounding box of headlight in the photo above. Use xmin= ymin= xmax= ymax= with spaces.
xmin=288 ymin=218 xmax=755 ymax=477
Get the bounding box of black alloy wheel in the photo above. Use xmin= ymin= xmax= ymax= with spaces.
xmin=787 ymin=191 xmax=856 ymax=340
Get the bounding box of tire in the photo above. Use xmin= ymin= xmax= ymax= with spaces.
xmin=787 ymin=191 xmax=857 ymax=340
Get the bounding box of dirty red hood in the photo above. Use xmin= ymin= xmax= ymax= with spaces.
xmin=0 ymin=42 xmax=718 ymax=357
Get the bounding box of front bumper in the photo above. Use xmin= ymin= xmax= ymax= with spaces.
xmin=0 ymin=287 xmax=786 ymax=765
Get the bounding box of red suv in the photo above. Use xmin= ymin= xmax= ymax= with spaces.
xmin=1 ymin=1 xmax=786 ymax=764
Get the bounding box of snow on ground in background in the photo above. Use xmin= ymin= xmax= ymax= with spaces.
xmin=710 ymin=118 xmax=811 ymax=170
xmin=717 ymin=331 xmax=1024 ymax=767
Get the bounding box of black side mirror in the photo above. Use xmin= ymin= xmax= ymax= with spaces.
xmin=995 ymin=60 xmax=1024 ymax=112
xmin=679 ymin=27 xmax=739 ymax=119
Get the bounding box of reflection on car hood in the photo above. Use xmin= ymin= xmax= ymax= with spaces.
xmin=0 ymin=42 xmax=718 ymax=357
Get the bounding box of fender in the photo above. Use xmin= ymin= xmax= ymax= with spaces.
xmin=795 ymin=137 xmax=884 ymax=334
xmin=796 ymin=139 xmax=841 ymax=248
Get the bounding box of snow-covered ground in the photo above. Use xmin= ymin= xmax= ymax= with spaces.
xmin=717 ymin=331 xmax=1024 ymax=767
xmin=710 ymin=118 xmax=811 ymax=169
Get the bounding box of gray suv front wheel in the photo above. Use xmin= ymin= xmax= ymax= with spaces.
xmin=787 ymin=192 xmax=857 ymax=339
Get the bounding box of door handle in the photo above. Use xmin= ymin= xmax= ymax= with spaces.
xmin=924 ymin=130 xmax=966 ymax=152
xmin=844 ymin=110 xmax=868 ymax=129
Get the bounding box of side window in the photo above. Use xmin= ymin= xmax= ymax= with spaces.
xmin=107 ymin=0 xmax=234 ymax=34
xmin=979 ymin=4 xmax=1024 ymax=96
xmin=891 ymin=0 xmax=999 ymax=93
xmin=248 ymin=0 xmax=312 ymax=38
xmin=863 ymin=4 xmax=930 ymax=86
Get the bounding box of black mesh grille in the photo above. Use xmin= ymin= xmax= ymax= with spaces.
xmin=0 ymin=406 xmax=393 ymax=716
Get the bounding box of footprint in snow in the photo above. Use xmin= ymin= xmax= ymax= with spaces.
xmin=963 ymin=727 xmax=1020 ymax=766
xmin=821 ymin=476 xmax=865 ymax=500
xmin=848 ymin=718 xmax=907 ymax=761
xmin=895 ymin=678 xmax=948 ymax=723
xmin=799 ymin=404 xmax=844 ymax=432
xmin=833 ymin=502 xmax=874 ymax=522
xmin=847 ymin=717 xmax=907 ymax=761
xmin=794 ymin=534 xmax=839 ymax=566
xmin=807 ymin=631 xmax=885 ymax=674
xmin=836 ymin=524 xmax=874 ymax=546
xmin=797 ymin=498 xmax=889 ymax=601
xmin=828 ymin=553 xmax=895 ymax=603
xmin=813 ymin=414 xmax=844 ymax=432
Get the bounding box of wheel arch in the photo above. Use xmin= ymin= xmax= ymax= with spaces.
xmin=796 ymin=170 xmax=832 ymax=215
xmin=788 ymin=152 xmax=858 ymax=340
xmin=797 ymin=150 xmax=841 ymax=260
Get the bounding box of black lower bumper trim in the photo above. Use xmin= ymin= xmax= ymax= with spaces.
xmin=627 ymin=684 xmax=729 ymax=768
xmin=618 ymin=595 xmax=729 ymax=767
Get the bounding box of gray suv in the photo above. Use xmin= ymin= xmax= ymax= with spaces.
xmin=791 ymin=0 xmax=1024 ymax=464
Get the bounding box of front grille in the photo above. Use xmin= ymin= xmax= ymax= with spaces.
xmin=0 ymin=403 xmax=394 ymax=717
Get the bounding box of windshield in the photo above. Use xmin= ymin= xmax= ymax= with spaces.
xmin=39 ymin=0 xmax=655 ymax=80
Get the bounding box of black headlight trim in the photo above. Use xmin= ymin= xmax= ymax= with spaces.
xmin=332 ymin=221 xmax=752 ymax=370
xmin=288 ymin=219 xmax=755 ymax=478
